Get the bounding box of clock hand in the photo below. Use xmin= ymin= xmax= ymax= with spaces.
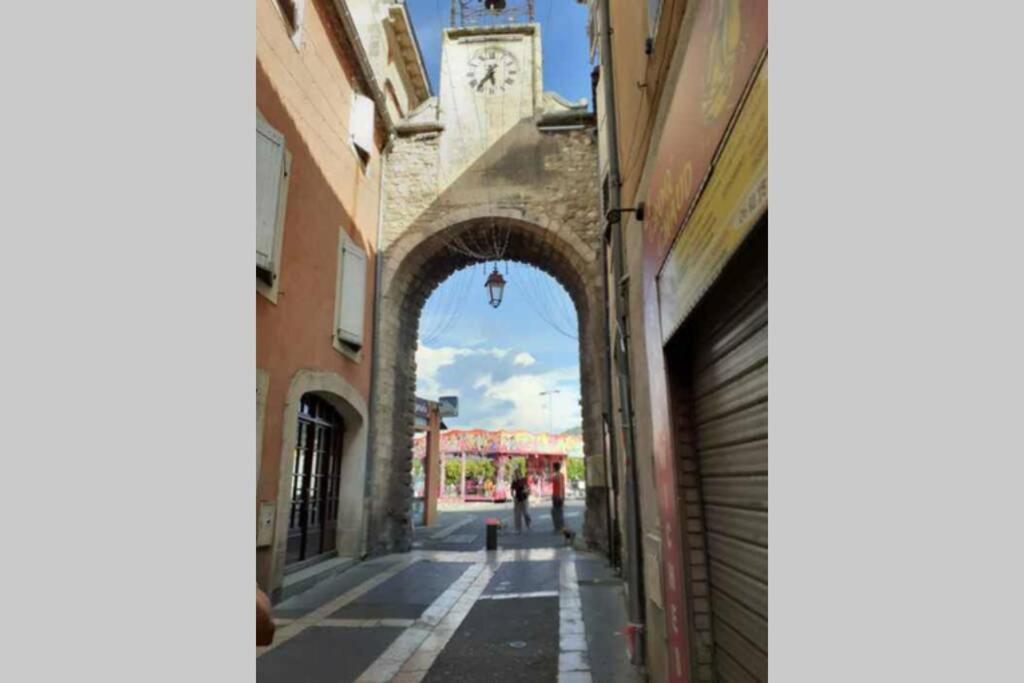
xmin=478 ymin=67 xmax=496 ymax=91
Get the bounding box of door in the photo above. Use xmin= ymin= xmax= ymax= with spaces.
xmin=287 ymin=394 xmax=345 ymax=567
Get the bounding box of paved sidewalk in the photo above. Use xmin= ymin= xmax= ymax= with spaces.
xmin=258 ymin=505 xmax=639 ymax=682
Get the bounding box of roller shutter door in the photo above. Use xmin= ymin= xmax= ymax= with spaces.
xmin=692 ymin=225 xmax=767 ymax=682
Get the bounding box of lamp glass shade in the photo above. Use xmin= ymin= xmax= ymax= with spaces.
xmin=484 ymin=268 xmax=506 ymax=308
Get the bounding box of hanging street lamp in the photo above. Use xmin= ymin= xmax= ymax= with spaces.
xmin=484 ymin=266 xmax=506 ymax=308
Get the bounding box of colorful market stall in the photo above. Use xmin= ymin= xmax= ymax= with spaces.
xmin=412 ymin=429 xmax=584 ymax=503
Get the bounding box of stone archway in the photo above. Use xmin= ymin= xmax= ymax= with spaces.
xmin=368 ymin=211 xmax=608 ymax=554
xmin=370 ymin=115 xmax=605 ymax=554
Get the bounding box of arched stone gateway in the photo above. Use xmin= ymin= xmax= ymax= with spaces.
xmin=367 ymin=108 xmax=607 ymax=553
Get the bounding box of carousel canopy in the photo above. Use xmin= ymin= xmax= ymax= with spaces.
xmin=412 ymin=429 xmax=584 ymax=460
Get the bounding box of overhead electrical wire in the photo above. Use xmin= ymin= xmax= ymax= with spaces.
xmin=419 ymin=264 xmax=477 ymax=345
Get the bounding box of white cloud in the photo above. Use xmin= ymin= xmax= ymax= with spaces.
xmin=477 ymin=366 xmax=581 ymax=433
xmin=415 ymin=344 xmax=582 ymax=434
xmin=513 ymin=352 xmax=536 ymax=367
xmin=415 ymin=345 xmax=510 ymax=399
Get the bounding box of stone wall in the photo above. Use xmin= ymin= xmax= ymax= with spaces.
xmin=370 ymin=117 xmax=609 ymax=554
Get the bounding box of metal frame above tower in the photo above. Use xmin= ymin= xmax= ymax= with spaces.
xmin=451 ymin=0 xmax=535 ymax=27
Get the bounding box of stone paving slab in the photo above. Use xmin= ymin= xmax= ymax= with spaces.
xmin=421 ymin=596 xmax=559 ymax=683
xmin=331 ymin=560 xmax=472 ymax=620
xmin=273 ymin=558 xmax=401 ymax=619
xmin=575 ymin=556 xmax=644 ymax=683
xmin=484 ymin=559 xmax=560 ymax=596
xmin=257 ymin=625 xmax=404 ymax=683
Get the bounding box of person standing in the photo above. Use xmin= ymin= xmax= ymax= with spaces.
xmin=511 ymin=468 xmax=532 ymax=533
xmin=550 ymin=461 xmax=566 ymax=532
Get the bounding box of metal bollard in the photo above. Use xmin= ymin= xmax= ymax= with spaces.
xmin=485 ymin=518 xmax=500 ymax=551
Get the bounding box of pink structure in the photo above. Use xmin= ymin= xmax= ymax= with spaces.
xmin=412 ymin=429 xmax=583 ymax=503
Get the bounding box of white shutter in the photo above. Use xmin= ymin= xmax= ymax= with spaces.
xmin=336 ymin=238 xmax=367 ymax=347
xmin=256 ymin=117 xmax=286 ymax=274
xmin=350 ymin=93 xmax=376 ymax=159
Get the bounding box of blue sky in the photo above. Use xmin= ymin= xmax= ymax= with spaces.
xmin=405 ymin=0 xmax=594 ymax=105
xmin=416 ymin=263 xmax=584 ymax=434
xmin=407 ymin=2 xmax=594 ymax=435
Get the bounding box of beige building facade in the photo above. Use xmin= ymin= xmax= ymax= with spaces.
xmin=255 ymin=0 xmax=429 ymax=600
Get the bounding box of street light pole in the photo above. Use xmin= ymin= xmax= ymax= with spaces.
xmin=539 ymin=389 xmax=560 ymax=433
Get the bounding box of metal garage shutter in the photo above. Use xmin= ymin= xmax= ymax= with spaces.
xmin=692 ymin=225 xmax=768 ymax=682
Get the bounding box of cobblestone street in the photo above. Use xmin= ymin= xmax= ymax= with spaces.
xmin=258 ymin=503 xmax=640 ymax=683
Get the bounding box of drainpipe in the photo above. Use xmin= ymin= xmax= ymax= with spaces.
xmin=594 ymin=64 xmax=619 ymax=571
xmin=599 ymin=0 xmax=646 ymax=666
xmin=363 ymin=131 xmax=395 ymax=558
xmin=600 ymin=219 xmax=620 ymax=570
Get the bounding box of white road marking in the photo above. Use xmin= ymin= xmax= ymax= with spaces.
xmin=559 ymin=556 xmax=592 ymax=681
xmin=356 ymin=562 xmax=496 ymax=683
xmin=477 ymin=590 xmax=560 ymax=601
xmin=312 ymin=618 xmax=416 ymax=628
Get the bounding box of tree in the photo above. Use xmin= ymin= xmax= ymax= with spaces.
xmin=566 ymin=458 xmax=585 ymax=483
xmin=444 ymin=460 xmax=462 ymax=486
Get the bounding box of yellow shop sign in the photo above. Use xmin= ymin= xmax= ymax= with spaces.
xmin=658 ymin=56 xmax=767 ymax=344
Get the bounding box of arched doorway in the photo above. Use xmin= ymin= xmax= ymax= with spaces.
xmin=265 ymin=370 xmax=370 ymax=595
xmin=368 ymin=214 xmax=608 ymax=554
xmin=286 ymin=394 xmax=345 ymax=567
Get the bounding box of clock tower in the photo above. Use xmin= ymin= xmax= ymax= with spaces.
xmin=437 ymin=2 xmax=543 ymax=183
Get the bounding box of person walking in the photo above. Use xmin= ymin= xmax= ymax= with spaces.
xmin=511 ymin=468 xmax=532 ymax=533
xmin=550 ymin=461 xmax=566 ymax=533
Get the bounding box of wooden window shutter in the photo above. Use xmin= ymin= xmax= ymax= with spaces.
xmin=336 ymin=237 xmax=367 ymax=347
xmin=350 ymin=93 xmax=376 ymax=161
xmin=256 ymin=117 xmax=286 ymax=276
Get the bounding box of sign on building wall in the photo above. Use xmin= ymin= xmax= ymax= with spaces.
xmin=644 ymin=0 xmax=767 ymax=274
xmin=414 ymin=396 xmax=430 ymax=429
xmin=438 ymin=396 xmax=459 ymax=418
xmin=658 ymin=58 xmax=767 ymax=343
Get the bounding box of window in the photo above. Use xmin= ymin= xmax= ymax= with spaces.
xmin=647 ymin=0 xmax=663 ymax=41
xmin=256 ymin=114 xmax=290 ymax=289
xmin=287 ymin=394 xmax=344 ymax=565
xmin=349 ymin=92 xmax=376 ymax=167
xmin=276 ymin=0 xmax=305 ymax=46
xmin=335 ymin=235 xmax=368 ymax=351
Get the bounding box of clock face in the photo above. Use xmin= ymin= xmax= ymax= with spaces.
xmin=466 ymin=47 xmax=519 ymax=96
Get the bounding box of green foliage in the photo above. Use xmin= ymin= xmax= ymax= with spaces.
xmin=444 ymin=460 xmax=461 ymax=486
xmin=508 ymin=456 xmax=527 ymax=479
xmin=444 ymin=458 xmax=496 ymax=485
xmin=440 ymin=457 xmax=583 ymax=486
xmin=566 ymin=458 xmax=585 ymax=482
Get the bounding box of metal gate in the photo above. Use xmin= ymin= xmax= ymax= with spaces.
xmin=692 ymin=223 xmax=768 ymax=682
xmin=286 ymin=394 xmax=344 ymax=567
xmin=667 ymin=221 xmax=768 ymax=681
